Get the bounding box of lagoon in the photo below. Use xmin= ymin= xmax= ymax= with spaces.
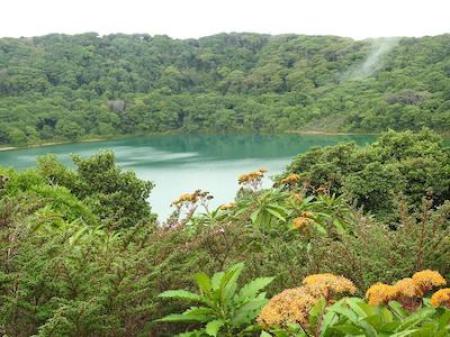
xmin=0 ymin=134 xmax=375 ymax=219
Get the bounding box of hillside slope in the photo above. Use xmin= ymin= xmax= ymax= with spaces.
xmin=0 ymin=33 xmax=449 ymax=144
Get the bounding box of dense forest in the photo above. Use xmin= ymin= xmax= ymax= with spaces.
xmin=0 ymin=129 xmax=449 ymax=336
xmin=0 ymin=33 xmax=449 ymax=145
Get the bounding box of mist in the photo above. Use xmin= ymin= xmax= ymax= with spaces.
xmin=346 ymin=37 xmax=401 ymax=80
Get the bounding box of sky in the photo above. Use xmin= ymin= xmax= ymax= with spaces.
xmin=1 ymin=0 xmax=449 ymax=40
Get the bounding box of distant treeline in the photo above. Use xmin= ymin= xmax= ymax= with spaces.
xmin=0 ymin=33 xmax=449 ymax=144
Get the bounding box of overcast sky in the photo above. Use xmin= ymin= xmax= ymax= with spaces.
xmin=1 ymin=0 xmax=449 ymax=40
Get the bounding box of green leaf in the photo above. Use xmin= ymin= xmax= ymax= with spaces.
xmin=260 ymin=332 xmax=272 ymax=337
xmin=397 ymin=308 xmax=435 ymax=331
xmin=205 ymin=319 xmax=225 ymax=336
xmin=265 ymin=207 xmax=286 ymax=222
xmin=177 ymin=329 xmax=207 ymax=337
xmin=389 ymin=301 xmax=408 ymax=319
xmin=220 ymin=263 xmax=244 ymax=303
xmin=159 ymin=290 xmax=205 ymax=302
xmin=267 ymin=203 xmax=289 ymax=214
xmin=211 ymin=271 xmax=225 ymax=291
xmin=309 ymin=297 xmax=326 ymax=331
xmin=332 ymin=219 xmax=346 ymax=234
xmin=438 ymin=310 xmax=450 ymax=329
xmin=158 ymin=306 xmax=215 ymax=323
xmin=389 ymin=329 xmax=419 ymax=337
xmin=313 ymin=223 xmax=327 ymax=235
xmin=238 ymin=277 xmax=274 ymax=299
xmin=157 ymin=314 xmax=193 ymax=322
xmin=250 ymin=210 xmax=260 ymax=225
xmin=233 ymin=298 xmax=268 ymax=325
xmin=319 ymin=311 xmax=338 ymax=337
xmin=195 ymin=272 xmax=212 ymax=295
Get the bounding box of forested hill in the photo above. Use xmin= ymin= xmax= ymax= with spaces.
xmin=0 ymin=33 xmax=449 ymax=145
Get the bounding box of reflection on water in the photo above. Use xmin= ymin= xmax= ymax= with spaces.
xmin=0 ymin=133 xmax=375 ymax=219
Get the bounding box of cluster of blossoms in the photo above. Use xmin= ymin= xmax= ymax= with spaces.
xmin=431 ymin=288 xmax=450 ymax=308
xmin=219 ymin=202 xmax=236 ymax=211
xmin=238 ymin=168 xmax=267 ymax=190
xmin=279 ymin=173 xmax=301 ymax=186
xmin=314 ymin=185 xmax=330 ymax=195
xmin=258 ymin=273 xmax=356 ymax=329
xmin=171 ymin=190 xmax=213 ymax=210
xmin=302 ymin=273 xmax=357 ymax=300
xmin=366 ymin=270 xmax=447 ymax=310
xmin=290 ymin=192 xmax=303 ymax=203
xmin=292 ymin=211 xmax=315 ymax=231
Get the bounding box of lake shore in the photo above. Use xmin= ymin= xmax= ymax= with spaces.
xmin=0 ymin=137 xmax=110 ymax=152
xmin=0 ymin=133 xmax=172 ymax=152
xmin=0 ymin=129 xmax=448 ymax=152
xmin=286 ymin=129 xmax=378 ymax=136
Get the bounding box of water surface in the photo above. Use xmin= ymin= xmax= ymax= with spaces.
xmin=0 ymin=134 xmax=375 ymax=219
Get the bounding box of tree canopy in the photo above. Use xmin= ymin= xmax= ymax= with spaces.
xmin=0 ymin=33 xmax=449 ymax=145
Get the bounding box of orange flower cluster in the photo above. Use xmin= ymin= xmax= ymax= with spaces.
xmin=171 ymin=190 xmax=212 ymax=207
xmin=219 ymin=202 xmax=236 ymax=210
xmin=366 ymin=283 xmax=398 ymax=306
xmin=290 ymin=192 xmax=303 ymax=203
xmin=238 ymin=168 xmax=267 ymax=185
xmin=257 ymin=287 xmax=317 ymax=328
xmin=430 ymin=288 xmax=450 ymax=308
xmin=412 ymin=270 xmax=446 ymax=292
xmin=280 ymin=173 xmax=301 ymax=186
xmin=302 ymin=273 xmax=357 ymax=300
xmin=258 ymin=273 xmax=356 ymax=329
xmin=366 ymin=270 xmax=446 ymax=310
xmin=292 ymin=211 xmax=315 ymax=231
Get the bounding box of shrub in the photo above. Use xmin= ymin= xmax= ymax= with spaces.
xmin=157 ymin=263 xmax=274 ymax=337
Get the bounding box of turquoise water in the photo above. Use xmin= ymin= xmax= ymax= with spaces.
xmin=0 ymin=134 xmax=375 ymax=219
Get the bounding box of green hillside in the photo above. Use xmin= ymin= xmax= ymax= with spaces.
xmin=0 ymin=33 xmax=449 ymax=145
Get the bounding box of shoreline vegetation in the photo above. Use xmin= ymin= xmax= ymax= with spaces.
xmin=0 ymin=131 xmax=360 ymax=152
xmin=0 ymin=129 xmax=448 ymax=336
xmin=1 ymin=128 xmax=448 ymax=153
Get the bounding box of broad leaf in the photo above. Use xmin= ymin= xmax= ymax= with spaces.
xmin=205 ymin=319 xmax=225 ymax=336
xmin=238 ymin=277 xmax=274 ymax=300
xmin=195 ymin=272 xmax=212 ymax=295
xmin=159 ymin=290 xmax=207 ymax=304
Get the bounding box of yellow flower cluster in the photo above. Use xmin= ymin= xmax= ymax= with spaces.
xmin=238 ymin=168 xmax=267 ymax=185
xmin=290 ymin=192 xmax=303 ymax=203
xmin=280 ymin=173 xmax=301 ymax=186
xmin=366 ymin=270 xmax=447 ymax=309
xmin=430 ymin=288 xmax=450 ymax=308
xmin=171 ymin=190 xmax=212 ymax=207
xmin=292 ymin=211 xmax=315 ymax=231
xmin=395 ymin=278 xmax=423 ymax=298
xmin=219 ymin=202 xmax=236 ymax=210
xmin=302 ymin=273 xmax=357 ymax=299
xmin=412 ymin=270 xmax=446 ymax=292
xmin=172 ymin=192 xmax=199 ymax=206
xmin=258 ymin=287 xmax=317 ymax=328
xmin=366 ymin=283 xmax=398 ymax=306
xmin=258 ymin=273 xmax=356 ymax=329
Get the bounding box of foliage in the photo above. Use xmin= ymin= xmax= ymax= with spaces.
xmin=37 ymin=151 xmax=154 ymax=228
xmin=0 ymin=130 xmax=448 ymax=336
xmin=158 ymin=263 xmax=274 ymax=337
xmin=261 ymin=271 xmax=450 ymax=337
xmin=0 ymin=33 xmax=449 ymax=145
xmin=306 ymin=198 xmax=450 ymax=290
xmin=282 ymin=129 xmax=450 ymax=217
